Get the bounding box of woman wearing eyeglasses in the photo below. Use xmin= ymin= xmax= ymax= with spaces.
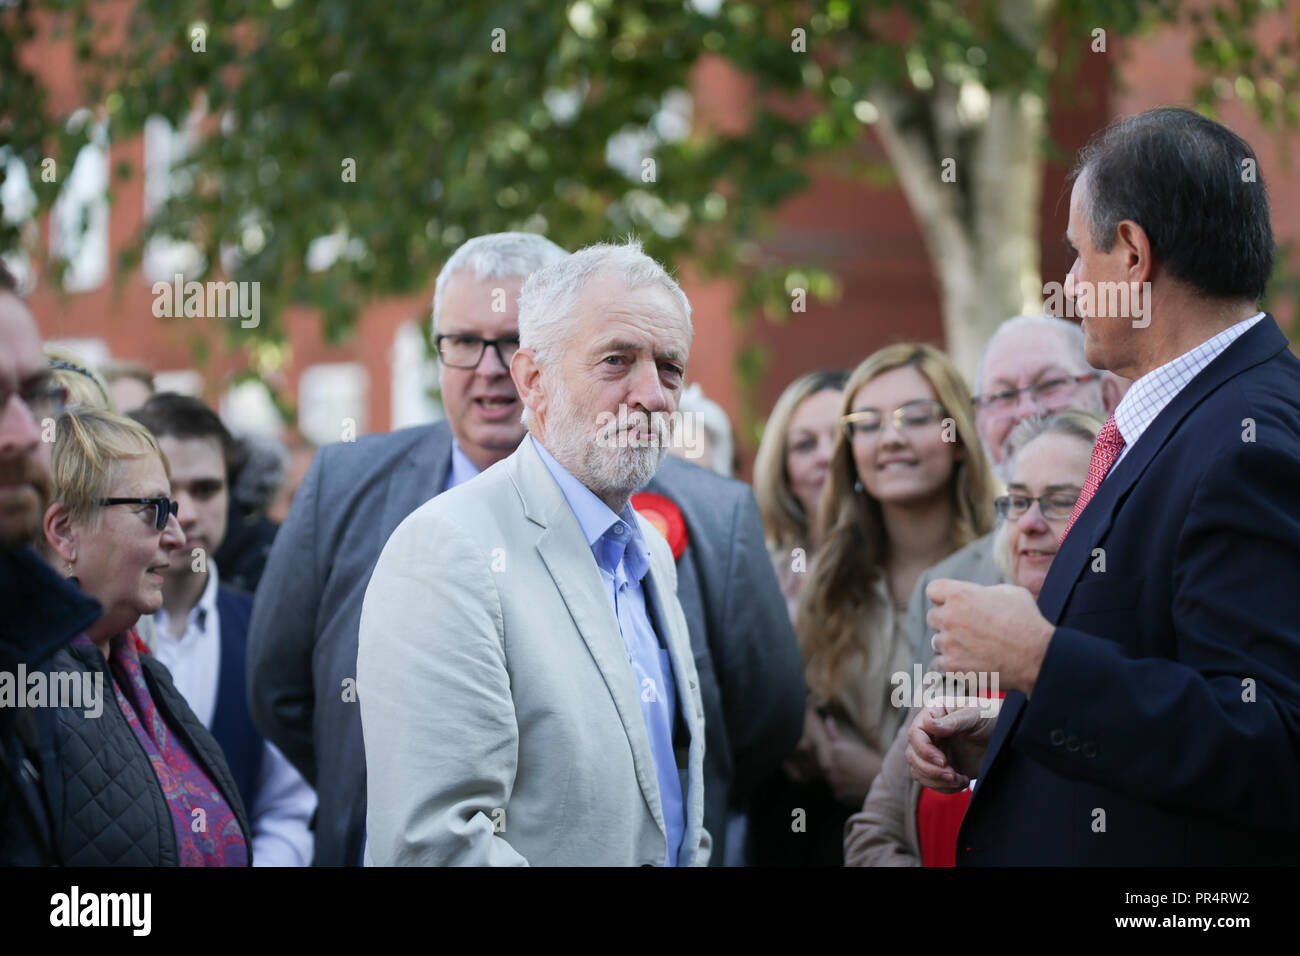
xmin=749 ymin=343 xmax=995 ymax=865
xmin=843 ymin=409 xmax=1103 ymax=866
xmin=34 ymin=408 xmax=251 ymax=865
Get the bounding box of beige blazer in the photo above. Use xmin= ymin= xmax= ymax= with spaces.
xmin=358 ymin=437 xmax=710 ymax=866
xmin=812 ymin=576 xmax=912 ymax=759
xmin=844 ymin=712 xmax=923 ymax=866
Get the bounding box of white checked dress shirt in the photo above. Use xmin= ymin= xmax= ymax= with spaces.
xmin=1109 ymin=312 xmax=1264 ymax=472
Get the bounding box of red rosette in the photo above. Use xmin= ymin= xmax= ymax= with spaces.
xmin=631 ymin=491 xmax=689 ymax=560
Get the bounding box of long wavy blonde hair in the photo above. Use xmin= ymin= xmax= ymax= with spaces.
xmin=797 ymin=343 xmax=995 ymax=701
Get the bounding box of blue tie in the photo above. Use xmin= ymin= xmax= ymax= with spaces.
xmin=595 ymin=518 xmax=685 ymax=866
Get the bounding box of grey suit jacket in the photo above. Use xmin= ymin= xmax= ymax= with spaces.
xmin=358 ymin=437 xmax=711 ymax=866
xmin=903 ymin=531 xmax=1007 ymax=668
xmin=247 ymin=422 xmax=453 ymax=866
xmin=643 ymin=456 xmax=805 ymax=864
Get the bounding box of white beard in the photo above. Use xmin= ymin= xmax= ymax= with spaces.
xmin=542 ymin=380 xmax=672 ymax=505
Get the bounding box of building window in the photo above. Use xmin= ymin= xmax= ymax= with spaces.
xmin=142 ymin=115 xmax=204 ymax=281
xmin=45 ymin=338 xmax=110 ymax=369
xmin=153 ymin=369 xmax=205 ymax=398
xmin=221 ymin=378 xmax=284 ymax=437
xmin=298 ymin=362 xmax=368 ymax=446
xmin=390 ymin=321 xmax=443 ymax=429
xmin=50 ymin=126 xmax=110 ymax=292
xmin=0 ymin=149 xmax=38 ymax=291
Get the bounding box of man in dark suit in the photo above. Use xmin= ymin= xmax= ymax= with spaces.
xmin=911 ymin=107 xmax=1300 ymax=864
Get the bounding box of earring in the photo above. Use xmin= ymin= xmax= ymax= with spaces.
xmin=853 ymin=479 xmax=863 ymax=493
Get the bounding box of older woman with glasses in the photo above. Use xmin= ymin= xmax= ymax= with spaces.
xmin=33 ymin=407 xmax=251 ymax=865
xmin=844 ymin=409 xmax=1103 ymax=866
xmin=749 ymin=343 xmax=996 ymax=865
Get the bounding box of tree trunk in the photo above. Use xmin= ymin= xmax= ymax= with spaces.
xmin=867 ymin=0 xmax=1054 ymax=386
xmin=871 ymin=83 xmax=1047 ymax=387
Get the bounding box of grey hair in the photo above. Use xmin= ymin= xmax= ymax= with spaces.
xmin=974 ymin=314 xmax=1100 ymax=398
xmin=992 ymin=408 xmax=1106 ymax=583
xmin=1004 ymin=408 xmax=1104 ymax=464
xmin=430 ymin=232 xmax=569 ymax=335
xmin=517 ymin=238 xmax=693 ymax=428
xmin=676 ymin=382 xmax=734 ymax=477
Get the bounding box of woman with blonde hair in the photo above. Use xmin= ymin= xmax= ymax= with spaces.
xmin=29 ymin=408 xmax=252 ymax=865
xmin=752 ymin=369 xmax=849 ymax=621
xmin=45 ymin=347 xmax=114 ymax=411
xmin=844 ymin=409 xmax=1102 ymax=866
xmin=750 ymin=342 xmax=995 ymax=865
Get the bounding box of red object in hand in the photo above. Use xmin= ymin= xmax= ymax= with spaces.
xmin=631 ymin=492 xmax=689 ymax=560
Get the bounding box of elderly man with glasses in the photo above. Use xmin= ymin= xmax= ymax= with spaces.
xmin=358 ymin=239 xmax=711 ymax=866
xmin=902 ymin=314 xmax=1124 ymax=666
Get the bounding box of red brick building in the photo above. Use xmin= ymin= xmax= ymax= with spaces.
xmin=12 ymin=14 xmax=1297 ymax=491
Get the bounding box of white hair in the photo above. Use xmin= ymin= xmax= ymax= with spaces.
xmin=430 ymin=232 xmax=569 ymax=335
xmin=517 ymin=238 xmax=692 ymax=429
xmin=676 ymin=382 xmax=734 ymax=477
xmin=974 ymin=314 xmax=1100 ymax=398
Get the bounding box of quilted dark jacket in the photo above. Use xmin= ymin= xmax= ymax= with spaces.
xmin=1 ymin=547 xmax=101 ymax=865
xmin=18 ymin=641 xmax=253 ymax=866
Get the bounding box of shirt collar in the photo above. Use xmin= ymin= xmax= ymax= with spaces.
xmin=529 ymin=434 xmax=650 ymax=581
xmin=1113 ymin=312 xmax=1264 ymax=450
xmin=156 ymin=560 xmax=221 ymax=640
xmin=445 ymin=438 xmax=482 ymax=492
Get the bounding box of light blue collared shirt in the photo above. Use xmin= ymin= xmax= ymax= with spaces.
xmin=530 ymin=435 xmax=684 ymax=866
xmin=444 ymin=439 xmax=482 ymax=492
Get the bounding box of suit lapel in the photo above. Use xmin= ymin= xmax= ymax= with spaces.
xmin=642 ymin=561 xmax=707 ymax=865
xmin=640 ymin=562 xmax=688 ymax=741
xmin=514 ymin=440 xmax=667 ymax=838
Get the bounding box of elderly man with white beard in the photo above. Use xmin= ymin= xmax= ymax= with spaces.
xmin=357 ymin=240 xmax=710 ymax=866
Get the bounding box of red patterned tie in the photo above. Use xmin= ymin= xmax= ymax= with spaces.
xmin=1060 ymin=414 xmax=1126 ymax=544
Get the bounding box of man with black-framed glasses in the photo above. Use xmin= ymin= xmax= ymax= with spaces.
xmin=247 ymin=232 xmax=568 ymax=866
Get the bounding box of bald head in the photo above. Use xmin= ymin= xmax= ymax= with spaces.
xmin=0 ymin=288 xmax=55 ymax=552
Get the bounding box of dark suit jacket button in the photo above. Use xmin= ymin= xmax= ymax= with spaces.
xmin=1066 ymin=735 xmax=1080 ymax=752
xmin=1082 ymin=741 xmax=1098 ymax=758
xmin=1049 ymin=729 xmax=1065 ymax=747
